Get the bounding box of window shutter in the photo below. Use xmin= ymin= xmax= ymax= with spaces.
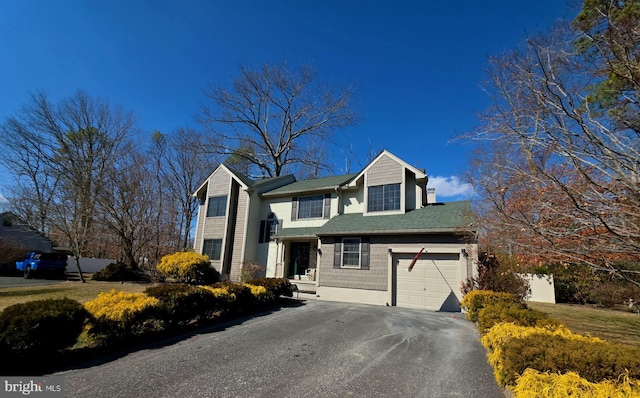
xmin=291 ymin=197 xmax=298 ymax=221
xmin=333 ymin=237 xmax=342 ymax=269
xmin=259 ymin=221 xmax=266 ymax=244
xmin=265 ymin=221 xmax=272 ymax=243
xmin=361 ymin=237 xmax=370 ymax=270
xmin=323 ymin=193 xmax=331 ymax=219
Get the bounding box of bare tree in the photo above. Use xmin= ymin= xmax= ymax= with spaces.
xmin=465 ymin=18 xmax=640 ymax=286
xmin=199 ymin=62 xmax=356 ymax=178
xmin=0 ymin=91 xmax=135 ymax=282
xmin=159 ymin=128 xmax=220 ymax=251
xmin=0 ymin=100 xmax=61 ymax=233
xmin=97 ymin=143 xmax=157 ymax=268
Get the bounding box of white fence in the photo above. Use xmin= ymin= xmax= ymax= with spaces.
xmin=66 ymin=257 xmax=115 ymax=273
xmin=518 ymin=273 xmax=556 ymax=303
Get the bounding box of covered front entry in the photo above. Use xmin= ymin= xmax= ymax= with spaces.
xmin=393 ymin=252 xmax=461 ymax=311
xmin=287 ymin=242 xmax=311 ymax=278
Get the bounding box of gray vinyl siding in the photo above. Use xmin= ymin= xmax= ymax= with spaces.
xmin=208 ymin=171 xmax=232 ymax=197
xmin=229 ymin=190 xmax=248 ymax=282
xmin=366 ymin=154 xmax=403 ymax=186
xmin=319 ymin=236 xmax=387 ymax=291
xmin=197 ymin=170 xmax=232 ymax=272
xmin=405 ymin=169 xmax=417 ymax=211
xmin=319 ymin=234 xmax=470 ymax=291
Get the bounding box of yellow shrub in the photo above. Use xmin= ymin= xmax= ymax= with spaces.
xmin=84 ymin=289 xmax=160 ymax=324
xmin=244 ymin=283 xmax=275 ymax=303
xmin=512 ymin=369 xmax=640 ymax=398
xmin=244 ymin=283 xmax=267 ymax=296
xmin=461 ymin=290 xmax=519 ymax=322
xmin=200 ymin=286 xmax=232 ymax=299
xmin=481 ymin=322 xmax=603 ymax=386
xmin=157 ymin=251 xmax=215 ymax=284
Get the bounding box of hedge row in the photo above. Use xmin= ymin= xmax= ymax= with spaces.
xmin=0 ymin=278 xmax=293 ymax=372
xmin=462 ymin=289 xmax=640 ymax=397
xmin=461 ymin=290 xmax=558 ymax=333
xmin=0 ymin=298 xmax=88 ymax=359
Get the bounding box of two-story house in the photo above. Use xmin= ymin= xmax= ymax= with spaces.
xmin=193 ymin=150 xmax=477 ymax=311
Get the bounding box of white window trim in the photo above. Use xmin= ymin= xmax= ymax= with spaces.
xmin=297 ymin=195 xmax=325 ymax=219
xmin=363 ymin=173 xmax=405 ymax=216
xmin=341 ymin=237 xmax=362 ymax=269
xmin=203 ymin=238 xmax=223 ymax=261
xmin=206 ymin=195 xmax=227 ymax=218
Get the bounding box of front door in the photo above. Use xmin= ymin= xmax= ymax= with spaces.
xmin=288 ymin=242 xmax=310 ymax=278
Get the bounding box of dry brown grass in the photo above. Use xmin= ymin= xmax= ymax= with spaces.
xmin=0 ymin=281 xmax=153 ymax=312
xmin=528 ymin=301 xmax=640 ymax=347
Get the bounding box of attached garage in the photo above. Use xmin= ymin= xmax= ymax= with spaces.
xmin=394 ymin=252 xmax=462 ymax=311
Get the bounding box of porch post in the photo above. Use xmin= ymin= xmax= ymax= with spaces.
xmin=276 ymin=240 xmax=285 ymax=278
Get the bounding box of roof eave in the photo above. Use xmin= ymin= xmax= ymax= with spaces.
xmin=317 ymin=227 xmax=474 ymax=236
xmin=261 ymin=185 xmax=342 ymax=198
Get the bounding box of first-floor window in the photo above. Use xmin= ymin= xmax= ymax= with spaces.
xmin=203 ymin=239 xmax=222 ymax=260
xmin=342 ymin=238 xmax=361 ymax=268
xmin=332 ymin=237 xmax=370 ymax=270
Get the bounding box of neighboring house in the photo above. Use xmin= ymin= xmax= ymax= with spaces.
xmin=193 ymin=150 xmax=477 ymax=311
xmin=0 ymin=212 xmax=53 ymax=253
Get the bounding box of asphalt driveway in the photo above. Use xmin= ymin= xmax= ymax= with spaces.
xmin=0 ymin=275 xmax=66 ymax=289
xmin=57 ymin=300 xmax=503 ymax=398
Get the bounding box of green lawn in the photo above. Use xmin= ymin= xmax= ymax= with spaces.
xmin=0 ymin=281 xmax=152 ymax=312
xmin=528 ymin=301 xmax=640 ymax=347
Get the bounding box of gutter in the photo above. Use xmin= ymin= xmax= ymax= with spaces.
xmin=316 ymin=227 xmax=474 ymax=237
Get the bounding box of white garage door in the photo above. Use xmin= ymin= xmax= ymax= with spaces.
xmin=395 ymin=253 xmax=461 ymax=311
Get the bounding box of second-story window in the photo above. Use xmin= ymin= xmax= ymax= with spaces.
xmin=297 ymin=195 xmax=324 ymax=219
xmin=367 ymin=183 xmax=401 ymax=212
xmin=206 ymin=195 xmax=227 ymax=217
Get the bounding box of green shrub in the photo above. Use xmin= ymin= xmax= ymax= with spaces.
xmin=84 ymin=290 xmax=165 ymax=342
xmin=499 ymin=334 xmax=640 ymax=386
xmin=245 ymin=278 xmax=293 ymax=298
xmin=461 ymin=290 xmax=520 ymax=323
xmin=144 ymin=284 xmax=222 ymax=326
xmin=92 ymin=262 xmax=149 ymax=282
xmin=199 ymin=286 xmax=234 ymax=312
xmin=157 ymin=252 xmax=220 ymax=284
xmin=587 ymin=280 xmax=640 ymax=309
xmin=0 ymin=298 xmax=89 ymax=357
xmin=213 ymin=282 xmax=254 ymax=312
xmin=537 ymin=262 xmax=598 ymax=304
xmin=244 ymin=283 xmax=275 ymax=305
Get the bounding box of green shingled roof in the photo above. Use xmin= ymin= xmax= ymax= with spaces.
xmin=316 ymin=201 xmax=475 ymax=235
xmin=223 ymin=164 xmax=255 ymax=187
xmin=273 ymin=226 xmax=323 ymax=239
xmin=251 ymin=174 xmax=295 ymax=188
xmin=262 ymin=174 xmax=357 ymax=196
xmin=224 ymin=164 xmax=295 ymax=189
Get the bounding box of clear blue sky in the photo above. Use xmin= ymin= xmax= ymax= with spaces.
xmin=0 ymin=0 xmax=577 ymax=203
